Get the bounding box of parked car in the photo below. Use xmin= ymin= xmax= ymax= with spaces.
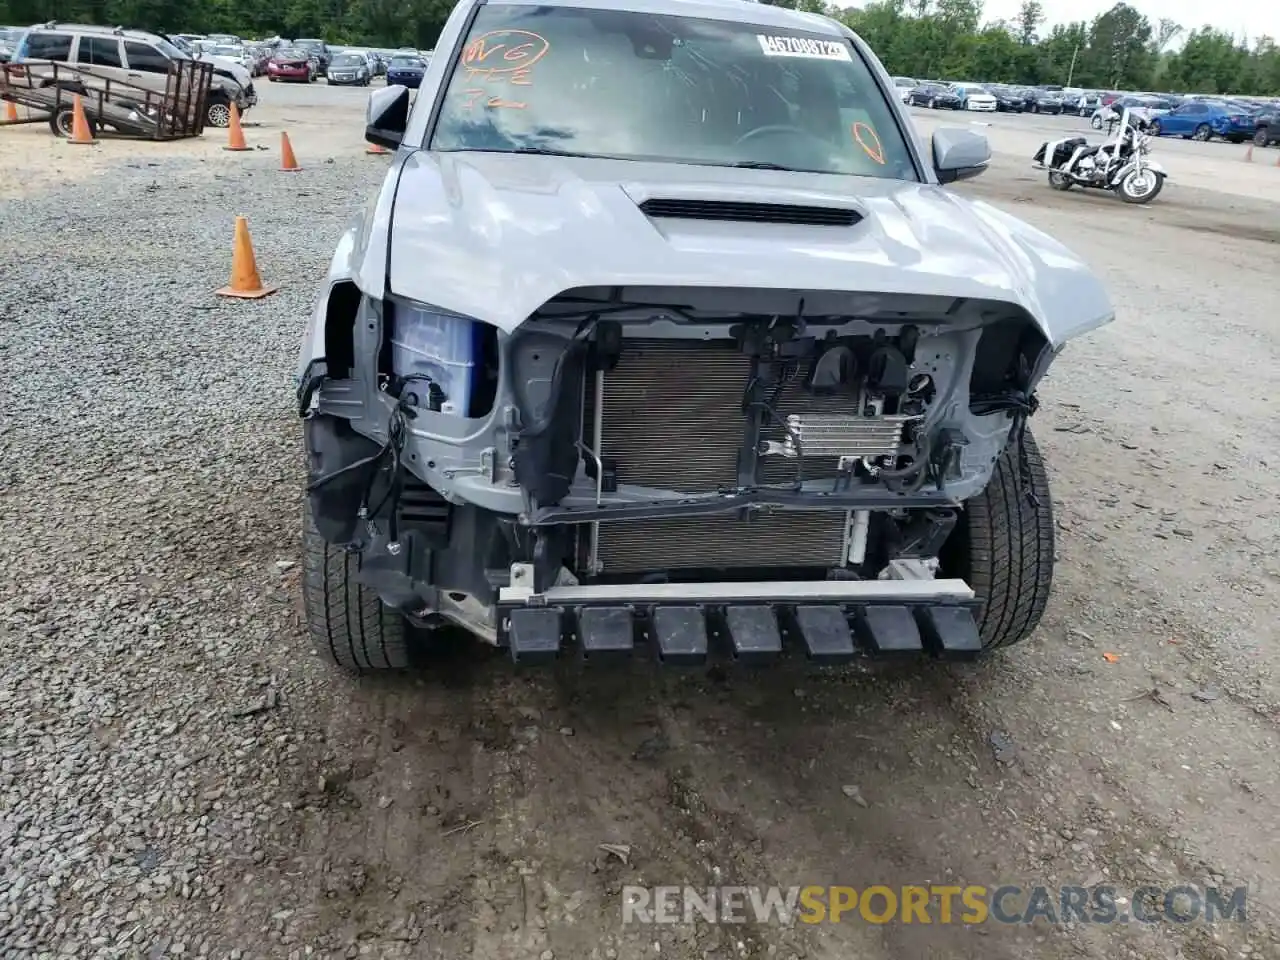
xmin=1023 ymin=89 xmax=1065 ymax=114
xmin=385 ymin=54 xmax=426 ymax=88
xmin=1148 ymin=99 xmax=1255 ymax=143
xmin=891 ymin=76 xmax=915 ymax=103
xmin=986 ymin=85 xmax=1026 ymax=112
xmin=267 ymin=47 xmax=313 ymax=83
xmin=1074 ymin=91 xmax=1103 ymax=115
xmin=11 ymin=22 xmax=256 ymax=128
xmin=1254 ymin=106 xmax=1279 ymax=146
xmin=166 ymin=33 xmax=256 ymax=102
xmin=906 ymin=82 xmax=962 ymax=109
xmin=1090 ymin=95 xmax=1169 ymax=129
xmin=951 ymin=82 xmax=996 ymax=112
xmin=301 ymin=0 xmax=1113 ymax=672
xmin=294 ymin=38 xmax=330 ymax=72
xmin=326 ymin=51 xmax=371 ymax=86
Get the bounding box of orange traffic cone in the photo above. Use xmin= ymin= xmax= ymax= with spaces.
xmin=3 ymin=100 xmax=18 ymax=123
xmin=223 ymin=103 xmax=250 ymax=152
xmin=68 ymin=94 xmax=96 ymax=145
xmin=216 ymin=216 xmax=278 ymax=299
xmin=366 ymin=142 xmax=390 ymax=155
xmin=280 ymin=131 xmax=301 ymax=171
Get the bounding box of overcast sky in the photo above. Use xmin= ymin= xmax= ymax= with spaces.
xmin=981 ymin=0 xmax=1280 ymax=44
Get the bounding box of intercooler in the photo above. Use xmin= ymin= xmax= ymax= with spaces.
xmin=586 ymin=339 xmax=858 ymax=575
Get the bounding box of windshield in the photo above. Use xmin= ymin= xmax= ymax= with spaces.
xmin=214 ymin=45 xmax=240 ymax=56
xmin=334 ymin=54 xmax=364 ymax=66
xmin=430 ymin=4 xmax=916 ymax=180
xmin=391 ymin=56 xmax=424 ymax=68
xmin=154 ymin=36 xmax=189 ymax=60
xmin=277 ymin=49 xmax=307 ymax=59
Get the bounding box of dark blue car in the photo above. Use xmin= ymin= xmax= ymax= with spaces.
xmin=385 ymin=55 xmax=426 ymax=88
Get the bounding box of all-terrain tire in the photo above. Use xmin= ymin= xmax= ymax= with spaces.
xmin=943 ymin=426 xmax=1054 ymax=651
xmin=302 ymin=497 xmax=411 ymax=670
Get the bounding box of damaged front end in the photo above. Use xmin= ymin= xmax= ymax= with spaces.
xmin=299 ymin=280 xmax=1053 ymax=664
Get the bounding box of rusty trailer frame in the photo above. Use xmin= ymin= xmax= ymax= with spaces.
xmin=0 ymin=58 xmax=213 ymax=139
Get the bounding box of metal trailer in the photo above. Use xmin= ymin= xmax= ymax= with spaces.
xmin=0 ymin=59 xmax=212 ymax=139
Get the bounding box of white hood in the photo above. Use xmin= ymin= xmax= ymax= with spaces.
xmin=200 ymin=54 xmax=251 ymax=88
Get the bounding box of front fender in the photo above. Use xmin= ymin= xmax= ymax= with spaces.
xmin=1114 ymin=158 xmax=1167 ymax=182
xmin=295 ymin=159 xmax=407 ymax=381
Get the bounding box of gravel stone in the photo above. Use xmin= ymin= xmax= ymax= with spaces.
xmin=0 ymin=150 xmax=384 ymax=958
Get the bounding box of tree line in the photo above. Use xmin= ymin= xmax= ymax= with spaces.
xmin=1 ymin=0 xmax=1277 ymax=96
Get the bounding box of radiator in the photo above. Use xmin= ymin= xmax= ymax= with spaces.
xmin=589 ymin=340 xmax=853 ymax=574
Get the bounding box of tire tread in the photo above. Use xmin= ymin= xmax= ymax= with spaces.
xmin=959 ymin=427 xmax=1055 ymax=651
xmin=301 ymin=500 xmax=409 ymax=671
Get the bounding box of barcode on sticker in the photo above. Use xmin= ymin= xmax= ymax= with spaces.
xmin=756 ymin=35 xmax=852 ymax=61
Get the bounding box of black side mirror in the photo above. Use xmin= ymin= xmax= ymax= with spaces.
xmin=366 ymin=84 xmax=411 ymax=149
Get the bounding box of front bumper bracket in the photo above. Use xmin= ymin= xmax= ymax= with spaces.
xmin=499 ymin=576 xmax=984 ymax=665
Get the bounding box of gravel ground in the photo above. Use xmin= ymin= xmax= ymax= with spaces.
xmin=2 ymin=91 xmax=1279 ymax=960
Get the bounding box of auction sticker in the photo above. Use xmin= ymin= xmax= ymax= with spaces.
xmin=756 ymin=35 xmax=852 ymax=61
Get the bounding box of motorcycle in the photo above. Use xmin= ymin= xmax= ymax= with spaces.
xmin=1032 ymin=108 xmax=1167 ymax=204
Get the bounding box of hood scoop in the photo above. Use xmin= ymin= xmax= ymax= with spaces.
xmin=638 ymin=197 xmax=862 ymax=227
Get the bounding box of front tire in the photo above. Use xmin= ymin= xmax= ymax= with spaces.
xmin=302 ymin=496 xmax=412 ymax=671
xmin=941 ymin=427 xmax=1054 ymax=651
xmin=1192 ymin=123 xmax=1211 ymax=141
xmin=1256 ymin=127 xmax=1270 ymax=147
xmin=49 ymin=104 xmax=98 ymax=139
xmin=1117 ymin=170 xmax=1164 ymax=204
xmin=206 ymin=99 xmax=231 ymax=128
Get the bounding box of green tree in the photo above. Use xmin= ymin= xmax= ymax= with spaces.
xmin=1014 ymin=0 xmax=1043 ymax=45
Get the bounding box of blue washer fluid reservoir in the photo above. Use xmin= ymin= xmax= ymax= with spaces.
xmin=389 ymin=304 xmax=480 ymax=416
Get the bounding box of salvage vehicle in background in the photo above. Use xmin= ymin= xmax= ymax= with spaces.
xmin=1090 ymin=94 xmax=1168 ymax=129
xmin=951 ymin=81 xmax=996 ymax=111
xmin=12 ymin=23 xmax=255 ymax=128
xmin=891 ymin=75 xmax=915 ymax=102
xmin=906 ymin=81 xmax=962 ymax=109
xmin=1023 ymin=88 xmax=1065 ymax=114
xmin=1148 ymin=99 xmax=1255 ymax=143
xmin=297 ymin=0 xmax=1113 ymax=672
xmin=327 ymin=52 xmax=371 ymax=86
xmin=294 ymin=37 xmax=330 ymax=73
xmin=384 ymin=54 xmax=426 ymax=88
xmin=986 ymin=84 xmax=1026 ymax=112
xmin=1255 ymin=106 xmax=1279 ymax=146
xmin=267 ymin=47 xmax=313 ymax=82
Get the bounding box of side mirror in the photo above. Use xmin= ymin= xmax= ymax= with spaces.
xmin=931 ymin=128 xmax=991 ymax=184
xmin=366 ymin=84 xmax=411 ymax=149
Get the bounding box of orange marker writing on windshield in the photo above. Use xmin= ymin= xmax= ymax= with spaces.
xmin=852 ymin=122 xmax=885 ymax=164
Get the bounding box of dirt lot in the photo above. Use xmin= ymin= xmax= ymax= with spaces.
xmin=2 ymin=84 xmax=1279 ymax=960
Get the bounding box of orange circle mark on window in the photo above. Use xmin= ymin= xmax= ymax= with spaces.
xmin=462 ymin=30 xmax=551 ymax=74
xmin=852 ymin=122 xmax=885 ymax=164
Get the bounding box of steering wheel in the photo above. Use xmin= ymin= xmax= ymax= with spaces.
xmin=734 ymin=124 xmax=820 ymax=146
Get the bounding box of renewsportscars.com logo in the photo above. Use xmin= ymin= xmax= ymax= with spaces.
xmin=622 ymin=885 xmax=1249 ymax=926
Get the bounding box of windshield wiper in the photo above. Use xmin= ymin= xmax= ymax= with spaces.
xmin=726 ymin=160 xmax=797 ymax=170
xmin=438 ymin=146 xmax=591 ymax=158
